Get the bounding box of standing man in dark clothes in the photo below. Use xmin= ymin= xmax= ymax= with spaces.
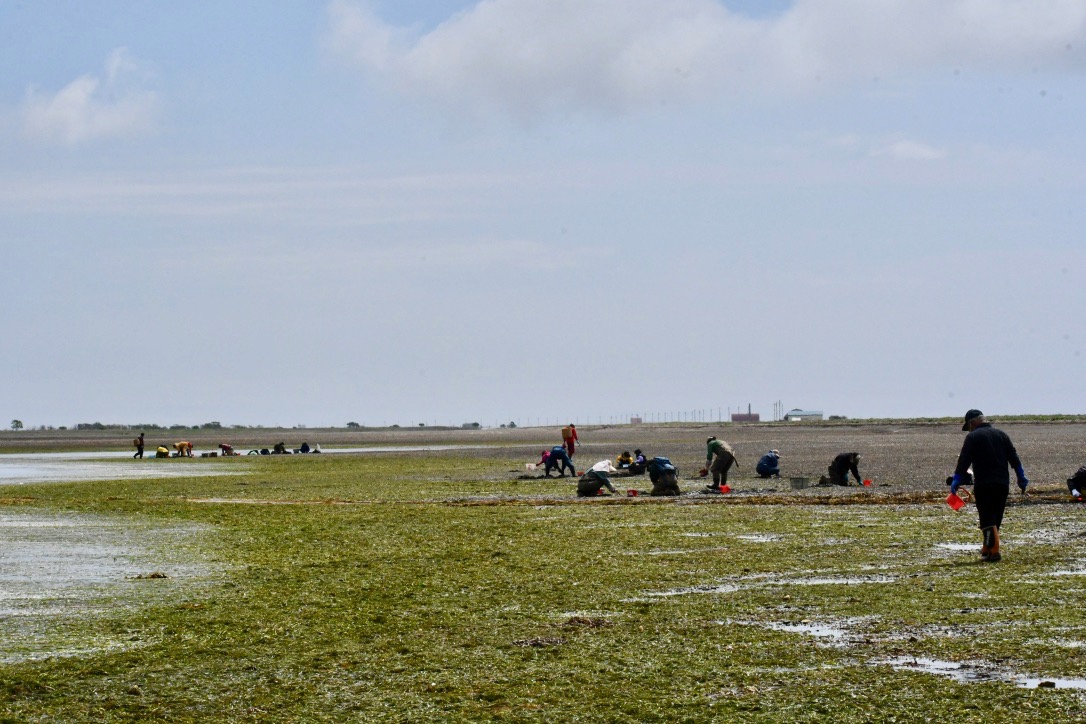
xmin=821 ymin=452 xmax=861 ymax=486
xmin=950 ymin=409 xmax=1028 ymax=563
xmin=133 ymin=432 xmax=145 ymax=459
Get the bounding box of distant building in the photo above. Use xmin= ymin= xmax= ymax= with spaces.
xmin=630 ymin=417 xmax=643 ymax=425
xmin=784 ymin=409 xmax=823 ymax=422
xmin=731 ymin=403 xmax=760 ymax=422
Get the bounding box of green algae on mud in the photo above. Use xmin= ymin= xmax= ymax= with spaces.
xmin=2 ymin=447 xmax=1086 ymax=721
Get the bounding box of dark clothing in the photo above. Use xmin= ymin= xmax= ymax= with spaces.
xmin=648 ymin=457 xmax=681 ymax=496
xmin=974 ymin=483 xmax=1010 ymax=530
xmin=828 ymin=453 xmax=860 ymax=485
xmin=577 ymin=470 xmax=616 ymax=497
xmin=706 ymin=441 xmax=736 ymax=488
xmin=756 ymin=452 xmax=780 ymax=478
xmin=1068 ymin=466 xmax=1086 ymax=497
xmin=955 ymin=422 xmax=1023 ymax=531
xmin=545 ymin=446 xmax=575 ymax=477
xmin=133 ymin=434 xmax=145 ymax=460
xmin=650 ymin=472 xmax=680 ymax=496
xmin=954 ymin=423 xmax=1022 ymax=489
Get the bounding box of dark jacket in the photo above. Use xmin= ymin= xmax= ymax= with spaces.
xmin=756 ymin=452 xmax=780 ymax=476
xmin=955 ymin=423 xmax=1022 ymax=488
xmin=830 ymin=453 xmax=860 ymax=480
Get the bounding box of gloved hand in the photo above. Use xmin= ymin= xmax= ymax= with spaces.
xmin=949 ymin=474 xmax=961 ymax=496
xmin=1018 ymin=477 xmax=1029 ymax=492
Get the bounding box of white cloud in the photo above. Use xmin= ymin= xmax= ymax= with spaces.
xmin=871 ymin=139 xmax=947 ymax=161
xmin=21 ymin=48 xmax=157 ymax=145
xmin=326 ymin=0 xmax=1086 ymax=118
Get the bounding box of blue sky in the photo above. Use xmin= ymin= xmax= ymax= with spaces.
xmin=2 ymin=1 xmax=1084 ymax=428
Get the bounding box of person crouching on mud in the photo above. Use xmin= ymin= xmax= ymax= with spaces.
xmin=578 ymin=460 xmax=618 ymax=497
xmin=950 ymin=409 xmax=1028 ymax=563
xmin=821 ymin=452 xmax=861 ymax=486
xmin=705 ymin=436 xmax=737 ymax=492
xmin=756 ymin=450 xmax=781 ymax=478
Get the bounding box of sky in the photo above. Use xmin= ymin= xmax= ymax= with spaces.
xmin=2 ymin=0 xmax=1084 ymax=429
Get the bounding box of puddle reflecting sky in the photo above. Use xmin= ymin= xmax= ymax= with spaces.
xmin=0 ymin=445 xmax=495 ymax=485
xmin=877 ymin=657 xmax=1086 ymax=690
xmin=0 ymin=458 xmax=241 ymax=486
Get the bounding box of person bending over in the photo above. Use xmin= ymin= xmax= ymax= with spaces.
xmin=544 ymin=445 xmax=576 ymax=477
xmin=821 ymin=452 xmax=861 ymax=486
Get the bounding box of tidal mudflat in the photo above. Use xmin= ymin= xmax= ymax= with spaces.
xmin=2 ymin=423 xmax=1085 ymax=720
xmin=0 ymin=510 xmax=218 ymax=664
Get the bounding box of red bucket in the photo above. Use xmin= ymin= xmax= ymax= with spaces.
xmin=946 ymin=492 xmax=965 ymax=511
xmin=862 ymin=479 xmax=873 ymax=487
xmin=627 ymin=489 xmax=638 ymax=497
xmin=720 ymin=485 xmax=731 ymax=494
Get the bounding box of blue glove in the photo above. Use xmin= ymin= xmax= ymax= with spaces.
xmin=1016 ymin=466 xmax=1028 ymax=491
xmin=949 ymin=474 xmax=961 ymax=496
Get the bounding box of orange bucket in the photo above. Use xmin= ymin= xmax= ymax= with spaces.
xmin=946 ymin=492 xmax=965 ymax=511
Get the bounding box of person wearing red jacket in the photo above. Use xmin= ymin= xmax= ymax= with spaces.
xmin=561 ymin=423 xmax=579 ymax=456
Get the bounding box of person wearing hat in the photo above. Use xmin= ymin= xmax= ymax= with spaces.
xmin=950 ymin=409 xmax=1028 ymax=563
xmin=705 ymin=436 xmax=737 ymax=492
xmin=756 ymin=450 xmax=782 ymax=479
xmin=577 ymin=460 xmax=619 ymax=497
xmin=821 ymin=452 xmax=861 ymax=486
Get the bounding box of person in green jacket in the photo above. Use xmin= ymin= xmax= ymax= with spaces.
xmin=705 ymin=436 xmax=738 ymax=492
